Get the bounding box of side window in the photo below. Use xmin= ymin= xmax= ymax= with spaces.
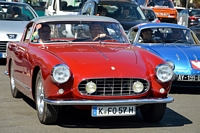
xmin=23 ymin=22 xmax=34 ymax=43
xmin=46 ymin=0 xmax=52 ymax=8
xmin=46 ymin=0 xmax=53 ymax=8
xmin=128 ymin=28 xmax=138 ymax=43
xmin=81 ymin=2 xmax=94 ymax=15
xmin=54 ymin=0 xmax=57 ymax=10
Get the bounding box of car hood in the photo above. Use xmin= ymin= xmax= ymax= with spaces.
xmin=0 ymin=21 xmax=28 ymax=41
xmin=46 ymin=44 xmax=148 ymax=78
xmin=137 ymin=44 xmax=200 ymax=71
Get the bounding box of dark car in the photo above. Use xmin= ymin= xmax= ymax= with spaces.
xmin=190 ymin=22 xmax=200 ymax=40
xmin=177 ymin=8 xmax=200 ymax=27
xmin=79 ymin=0 xmax=149 ymax=31
xmin=141 ymin=7 xmax=160 ymax=23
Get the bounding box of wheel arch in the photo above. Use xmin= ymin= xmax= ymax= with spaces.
xmin=8 ymin=58 xmax=12 ymax=77
xmin=32 ymin=66 xmax=40 ymax=100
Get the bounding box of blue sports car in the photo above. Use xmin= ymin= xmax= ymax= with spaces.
xmin=127 ymin=23 xmax=200 ymax=87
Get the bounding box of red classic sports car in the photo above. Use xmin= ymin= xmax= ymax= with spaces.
xmin=5 ymin=15 xmax=174 ymax=124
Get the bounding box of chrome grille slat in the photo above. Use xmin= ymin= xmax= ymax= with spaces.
xmin=0 ymin=41 xmax=7 ymax=52
xmin=78 ymin=78 xmax=150 ymax=96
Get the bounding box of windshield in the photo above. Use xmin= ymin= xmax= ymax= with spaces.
xmin=147 ymin=0 xmax=174 ymax=8
xmin=59 ymin=0 xmax=84 ymax=14
xmin=31 ymin=21 xmax=129 ymax=43
xmin=99 ymin=4 xmax=146 ymax=21
xmin=0 ymin=2 xmax=37 ymax=20
xmin=135 ymin=27 xmax=197 ymax=44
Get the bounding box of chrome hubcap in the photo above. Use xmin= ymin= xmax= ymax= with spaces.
xmin=10 ymin=66 xmax=15 ymax=91
xmin=36 ymin=79 xmax=44 ymax=114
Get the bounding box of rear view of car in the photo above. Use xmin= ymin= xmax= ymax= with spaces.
xmin=177 ymin=9 xmax=200 ymax=27
xmin=136 ymin=0 xmax=178 ymax=23
xmin=0 ymin=1 xmax=38 ymax=58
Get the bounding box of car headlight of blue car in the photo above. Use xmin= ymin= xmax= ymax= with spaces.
xmin=156 ymin=64 xmax=173 ymax=82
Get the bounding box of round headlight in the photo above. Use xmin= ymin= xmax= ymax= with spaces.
xmin=132 ymin=81 xmax=144 ymax=93
xmin=51 ymin=64 xmax=70 ymax=84
xmin=85 ymin=81 xmax=97 ymax=94
xmin=156 ymin=64 xmax=173 ymax=82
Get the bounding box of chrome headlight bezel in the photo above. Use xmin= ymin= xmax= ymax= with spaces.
xmin=51 ymin=64 xmax=71 ymax=84
xmin=85 ymin=81 xmax=97 ymax=94
xmin=156 ymin=63 xmax=173 ymax=82
xmin=166 ymin=60 xmax=175 ymax=70
xmin=132 ymin=81 xmax=144 ymax=93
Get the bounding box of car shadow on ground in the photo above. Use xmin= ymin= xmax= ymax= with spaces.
xmin=170 ymin=87 xmax=200 ymax=94
xmin=56 ymin=106 xmax=192 ymax=128
xmin=0 ymin=59 xmax=6 ymax=66
xmin=22 ymin=95 xmax=192 ymax=128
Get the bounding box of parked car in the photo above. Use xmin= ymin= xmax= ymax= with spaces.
xmin=141 ymin=6 xmax=160 ymax=23
xmin=5 ymin=0 xmax=47 ymax=16
xmin=79 ymin=0 xmax=149 ymax=32
xmin=136 ymin=0 xmax=178 ymax=23
xmin=5 ymin=15 xmax=174 ymax=124
xmin=177 ymin=8 xmax=200 ymax=27
xmin=127 ymin=23 xmax=200 ymax=88
xmin=175 ymin=6 xmax=185 ymax=13
xmin=190 ymin=22 xmax=200 ymax=40
xmin=0 ymin=1 xmax=38 ymax=58
xmin=45 ymin=0 xmax=85 ymax=16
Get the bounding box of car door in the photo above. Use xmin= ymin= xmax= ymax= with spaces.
xmin=20 ymin=22 xmax=35 ymax=95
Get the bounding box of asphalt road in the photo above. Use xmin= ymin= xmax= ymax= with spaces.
xmin=0 ymin=59 xmax=200 ymax=133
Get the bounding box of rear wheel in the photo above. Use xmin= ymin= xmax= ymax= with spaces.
xmin=10 ymin=61 xmax=23 ymax=98
xmin=140 ymin=103 xmax=166 ymax=122
xmin=35 ymin=71 xmax=58 ymax=124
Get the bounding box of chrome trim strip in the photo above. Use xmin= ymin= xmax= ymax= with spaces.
xmin=193 ymin=54 xmax=198 ymax=61
xmin=44 ymin=96 xmax=174 ymax=105
xmin=15 ymin=79 xmax=31 ymax=91
xmin=176 ymin=54 xmax=180 ymax=60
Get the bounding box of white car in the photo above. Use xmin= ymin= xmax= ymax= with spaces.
xmin=0 ymin=1 xmax=38 ymax=58
xmin=45 ymin=0 xmax=84 ymax=16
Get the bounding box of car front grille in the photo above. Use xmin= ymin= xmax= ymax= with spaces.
xmin=0 ymin=41 xmax=7 ymax=52
xmin=78 ymin=78 xmax=150 ymax=96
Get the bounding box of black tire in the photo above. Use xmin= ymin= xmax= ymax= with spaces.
xmin=35 ymin=71 xmax=58 ymax=124
xmin=140 ymin=103 xmax=166 ymax=122
xmin=10 ymin=61 xmax=23 ymax=98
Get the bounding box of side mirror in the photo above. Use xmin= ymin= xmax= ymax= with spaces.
xmin=82 ymin=12 xmax=90 ymax=15
xmin=148 ymin=16 xmax=155 ymax=21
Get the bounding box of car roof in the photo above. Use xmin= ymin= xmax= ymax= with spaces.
xmin=0 ymin=1 xmax=29 ymax=6
xmin=140 ymin=6 xmax=153 ymax=10
xmin=87 ymin=0 xmax=138 ymax=4
xmin=133 ymin=23 xmax=189 ymax=29
xmin=31 ymin=15 xmax=120 ymax=24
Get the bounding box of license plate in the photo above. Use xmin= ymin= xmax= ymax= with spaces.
xmin=177 ymin=75 xmax=200 ymax=81
xmin=92 ymin=105 xmax=136 ymax=117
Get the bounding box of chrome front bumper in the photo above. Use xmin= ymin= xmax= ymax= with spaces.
xmin=44 ymin=96 xmax=174 ymax=105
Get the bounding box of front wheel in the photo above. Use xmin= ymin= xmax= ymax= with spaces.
xmin=35 ymin=71 xmax=58 ymax=124
xmin=140 ymin=103 xmax=166 ymax=122
xmin=10 ymin=61 xmax=23 ymax=98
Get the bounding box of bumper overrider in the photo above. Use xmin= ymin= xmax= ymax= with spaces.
xmin=44 ymin=97 xmax=174 ymax=105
